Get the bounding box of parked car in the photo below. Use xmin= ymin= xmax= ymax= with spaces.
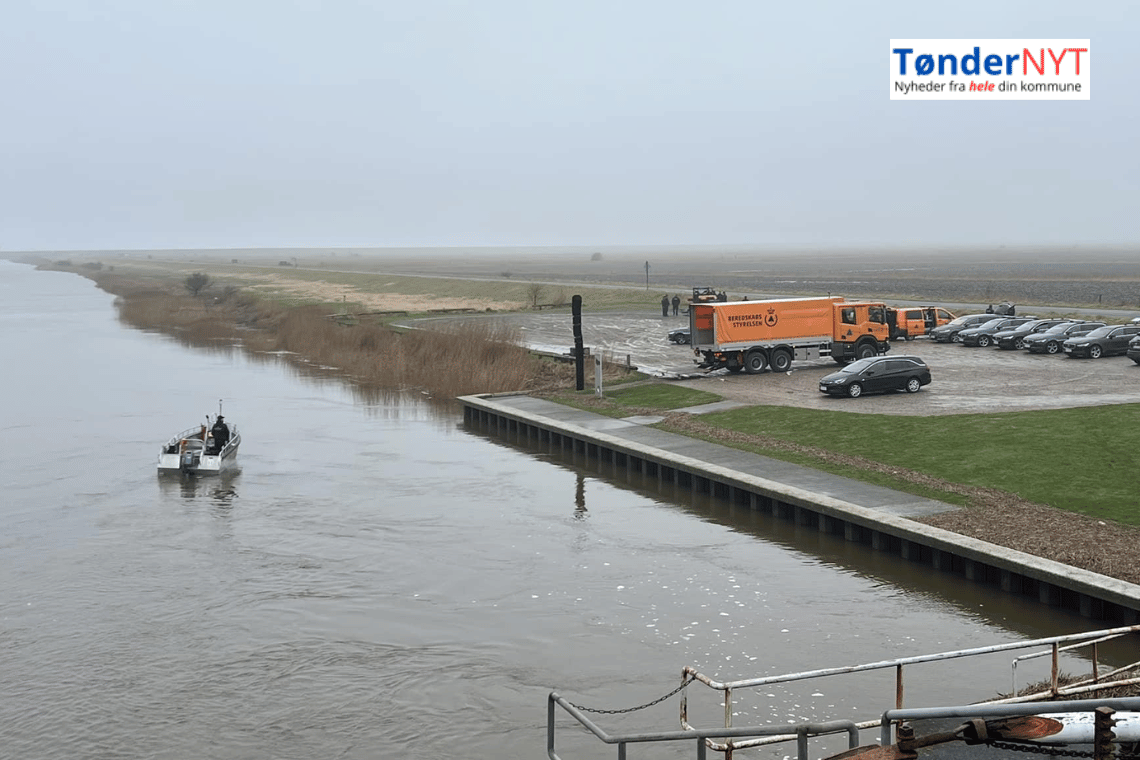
xmin=1062 ymin=324 xmax=1140 ymax=358
xmin=1024 ymin=321 xmax=1106 ymax=354
xmin=958 ymin=317 xmax=1036 ymax=347
xmin=818 ymin=355 xmax=931 ymax=398
xmin=929 ymin=313 xmax=1005 ymax=343
xmin=1128 ymin=335 xmax=1140 ymax=364
xmin=992 ymin=319 xmax=1075 ymax=350
xmin=667 ymin=326 xmax=691 ymax=344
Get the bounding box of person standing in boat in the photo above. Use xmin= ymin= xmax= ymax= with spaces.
xmin=211 ymin=415 xmax=230 ymax=452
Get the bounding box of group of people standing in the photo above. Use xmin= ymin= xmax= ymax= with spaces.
xmin=661 ymin=290 xmax=732 ymax=316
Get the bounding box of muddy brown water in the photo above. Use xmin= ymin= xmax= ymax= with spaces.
xmin=4 ymin=260 xmax=1139 ymax=760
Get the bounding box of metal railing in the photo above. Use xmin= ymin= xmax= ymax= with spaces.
xmin=547 ymin=691 xmax=860 ymax=760
xmin=677 ymin=624 xmax=1140 ymax=753
xmin=549 ymin=626 xmax=1140 ymax=758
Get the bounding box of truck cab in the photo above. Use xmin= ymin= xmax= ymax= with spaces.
xmin=835 ymin=302 xmax=891 ymax=349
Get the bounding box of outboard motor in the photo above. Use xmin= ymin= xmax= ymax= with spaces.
xmin=180 ymin=450 xmax=200 ymax=473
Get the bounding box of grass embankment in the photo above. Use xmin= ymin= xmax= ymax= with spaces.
xmin=546 ymin=385 xmax=1140 ymax=524
xmin=88 ymin=270 xmax=604 ymax=399
xmin=700 ymin=404 xmax=1140 ymax=524
xmin=548 ymin=384 xmax=1140 ymax=583
xmin=547 ymin=384 xmax=724 ymax=416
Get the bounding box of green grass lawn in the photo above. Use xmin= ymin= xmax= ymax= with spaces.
xmin=695 ymin=403 xmax=1140 ymax=524
xmin=605 ymin=384 xmax=723 ymax=409
xmin=546 ymin=384 xmax=723 ymax=418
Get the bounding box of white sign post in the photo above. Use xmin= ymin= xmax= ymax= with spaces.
xmin=594 ymin=352 xmax=603 ymax=397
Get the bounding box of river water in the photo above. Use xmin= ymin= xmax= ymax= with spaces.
xmin=1 ymin=259 xmax=1133 ymax=760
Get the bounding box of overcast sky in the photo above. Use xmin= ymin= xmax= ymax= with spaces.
xmin=1 ymin=1 xmax=1134 ymax=252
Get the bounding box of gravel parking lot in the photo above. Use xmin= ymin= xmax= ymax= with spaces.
xmin=445 ymin=309 xmax=1140 ymax=416
xmin=677 ymin=337 xmax=1140 ymax=416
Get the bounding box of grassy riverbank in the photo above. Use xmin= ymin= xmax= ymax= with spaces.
xmin=545 ymin=384 xmax=1140 ymax=584
xmin=73 ymin=268 xmax=586 ymax=399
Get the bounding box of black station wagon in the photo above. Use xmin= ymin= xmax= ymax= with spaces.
xmin=818 ymin=355 xmax=932 ymax=398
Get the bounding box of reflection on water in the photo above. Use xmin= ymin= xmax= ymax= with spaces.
xmin=465 ymin=416 xmax=1135 ymax=657
xmin=574 ymin=472 xmax=588 ymax=518
xmin=157 ymin=469 xmax=242 ymax=505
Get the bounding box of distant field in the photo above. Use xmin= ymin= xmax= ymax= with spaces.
xmin=85 ymin=257 xmax=664 ymax=312
xmin=18 ymin=244 xmax=1140 ymax=311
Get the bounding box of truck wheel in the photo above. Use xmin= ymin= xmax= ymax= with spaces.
xmin=847 ymin=382 xmax=864 ymax=398
xmin=743 ymin=350 xmax=767 ymax=374
xmin=855 ymin=342 xmax=876 ymax=360
xmin=769 ymin=348 xmax=792 ymax=372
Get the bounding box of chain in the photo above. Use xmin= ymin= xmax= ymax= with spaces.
xmin=567 ymin=674 xmax=696 ymax=715
xmin=988 ymin=740 xmax=1092 ymax=757
xmin=989 ymin=740 xmax=1140 ymax=759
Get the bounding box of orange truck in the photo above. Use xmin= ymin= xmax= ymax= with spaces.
xmin=689 ymin=296 xmax=891 ymax=373
xmin=886 ymin=306 xmax=956 ymax=341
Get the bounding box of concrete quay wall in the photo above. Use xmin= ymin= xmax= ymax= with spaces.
xmin=459 ymin=393 xmax=1140 ymax=624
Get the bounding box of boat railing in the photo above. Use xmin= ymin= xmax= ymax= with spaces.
xmin=163 ymin=426 xmax=207 ymax=455
xmin=677 ymin=624 xmax=1140 ymax=754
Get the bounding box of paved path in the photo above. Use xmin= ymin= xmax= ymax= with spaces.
xmin=489 ymin=394 xmax=958 ymax=519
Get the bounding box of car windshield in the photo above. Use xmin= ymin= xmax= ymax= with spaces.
xmin=945 ymin=316 xmax=973 ymax=326
xmin=838 ymin=358 xmax=878 ymax=373
xmin=1082 ymin=326 xmax=1113 ymax=338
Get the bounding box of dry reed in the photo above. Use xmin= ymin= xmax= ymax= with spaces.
xmin=90 ymin=272 xmax=575 ymax=399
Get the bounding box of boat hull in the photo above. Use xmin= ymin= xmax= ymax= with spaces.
xmin=157 ymin=426 xmax=241 ymax=476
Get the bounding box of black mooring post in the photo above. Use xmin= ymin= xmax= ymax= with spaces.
xmin=572 ymin=295 xmax=584 ymax=391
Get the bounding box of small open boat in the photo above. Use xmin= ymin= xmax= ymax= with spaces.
xmin=157 ymin=402 xmax=240 ymax=475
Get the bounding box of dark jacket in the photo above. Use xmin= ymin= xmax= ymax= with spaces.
xmin=211 ymin=420 xmax=230 ymax=447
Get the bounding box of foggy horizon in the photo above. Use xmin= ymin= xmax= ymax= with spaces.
xmin=2 ymin=2 xmax=1135 ymax=252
